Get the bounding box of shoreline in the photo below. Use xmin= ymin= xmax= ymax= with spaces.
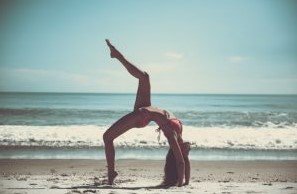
xmin=1 ymin=146 xmax=296 ymax=161
xmin=1 ymin=159 xmax=297 ymax=193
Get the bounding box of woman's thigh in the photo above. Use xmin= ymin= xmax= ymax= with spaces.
xmin=104 ymin=111 xmax=143 ymax=141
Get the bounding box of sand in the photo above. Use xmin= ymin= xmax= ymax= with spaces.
xmin=0 ymin=159 xmax=297 ymax=194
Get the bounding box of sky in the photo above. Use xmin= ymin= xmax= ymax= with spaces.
xmin=0 ymin=0 xmax=296 ymax=94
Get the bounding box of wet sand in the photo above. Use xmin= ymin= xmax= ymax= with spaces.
xmin=1 ymin=159 xmax=297 ymax=194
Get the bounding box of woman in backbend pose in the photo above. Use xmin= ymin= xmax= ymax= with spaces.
xmin=103 ymin=39 xmax=190 ymax=187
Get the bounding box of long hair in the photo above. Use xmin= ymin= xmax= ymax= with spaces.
xmin=162 ymin=142 xmax=190 ymax=186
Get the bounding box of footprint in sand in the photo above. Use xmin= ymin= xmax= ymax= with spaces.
xmin=219 ymin=179 xmax=231 ymax=183
xmin=67 ymin=189 xmax=81 ymax=194
xmin=263 ymin=183 xmax=272 ymax=186
xmin=16 ymin=176 xmax=27 ymax=181
xmin=83 ymin=189 xmax=97 ymax=193
xmin=50 ymin=185 xmax=60 ymax=189
xmin=50 ymin=168 xmax=57 ymax=174
xmin=107 ymin=191 xmax=118 ymax=194
xmin=283 ymin=186 xmax=294 ymax=190
xmin=129 ymin=168 xmax=138 ymax=171
xmin=46 ymin=177 xmax=59 ymax=182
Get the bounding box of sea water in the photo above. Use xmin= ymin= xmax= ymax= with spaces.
xmin=0 ymin=92 xmax=296 ymax=160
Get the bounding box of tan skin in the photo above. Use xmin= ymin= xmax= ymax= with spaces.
xmin=103 ymin=40 xmax=190 ymax=186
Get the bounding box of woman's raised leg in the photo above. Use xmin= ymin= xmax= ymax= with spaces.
xmin=103 ymin=111 xmax=143 ymax=184
xmin=106 ymin=39 xmax=151 ymax=110
xmin=133 ymin=72 xmax=151 ymax=110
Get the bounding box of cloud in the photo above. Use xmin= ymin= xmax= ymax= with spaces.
xmin=14 ymin=68 xmax=91 ymax=84
xmin=0 ymin=67 xmax=140 ymax=93
xmin=164 ymin=52 xmax=183 ymax=60
xmin=226 ymin=56 xmax=247 ymax=63
xmin=146 ymin=63 xmax=177 ymax=74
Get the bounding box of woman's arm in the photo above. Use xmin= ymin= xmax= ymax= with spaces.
xmin=163 ymin=128 xmax=185 ymax=187
xmin=181 ymin=142 xmax=191 ymax=185
xmin=184 ymin=155 xmax=190 ymax=185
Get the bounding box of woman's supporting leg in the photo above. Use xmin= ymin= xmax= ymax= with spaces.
xmin=103 ymin=111 xmax=142 ymax=184
xmin=106 ymin=40 xmax=151 ymax=110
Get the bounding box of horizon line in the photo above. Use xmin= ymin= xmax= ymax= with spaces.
xmin=0 ymin=91 xmax=296 ymax=96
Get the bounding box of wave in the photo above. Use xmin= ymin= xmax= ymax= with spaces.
xmin=1 ymin=108 xmax=297 ymax=127
xmin=0 ymin=108 xmax=127 ymax=126
xmin=0 ymin=125 xmax=297 ymax=150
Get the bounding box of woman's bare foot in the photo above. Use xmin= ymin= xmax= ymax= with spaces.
xmin=107 ymin=170 xmax=118 ymax=185
xmin=105 ymin=39 xmax=122 ymax=59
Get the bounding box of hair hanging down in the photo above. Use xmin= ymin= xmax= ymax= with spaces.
xmin=162 ymin=142 xmax=190 ymax=186
xmin=162 ymin=148 xmax=178 ymax=186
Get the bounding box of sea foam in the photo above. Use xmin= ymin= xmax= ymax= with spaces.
xmin=0 ymin=125 xmax=296 ymax=150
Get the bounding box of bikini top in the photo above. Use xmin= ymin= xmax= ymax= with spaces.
xmin=156 ymin=110 xmax=183 ymax=142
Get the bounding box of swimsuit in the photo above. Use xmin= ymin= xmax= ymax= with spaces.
xmin=156 ymin=116 xmax=183 ymax=142
xmin=137 ymin=108 xmax=183 ymax=141
xmin=138 ymin=108 xmax=182 ymax=133
xmin=165 ymin=118 xmax=183 ymax=135
xmin=157 ymin=111 xmax=183 ymax=135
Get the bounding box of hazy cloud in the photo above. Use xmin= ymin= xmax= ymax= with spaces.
xmin=146 ymin=63 xmax=177 ymax=74
xmin=14 ymin=68 xmax=91 ymax=84
xmin=226 ymin=56 xmax=247 ymax=63
xmin=164 ymin=52 xmax=183 ymax=60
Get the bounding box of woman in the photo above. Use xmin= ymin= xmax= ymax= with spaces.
xmin=103 ymin=39 xmax=190 ymax=187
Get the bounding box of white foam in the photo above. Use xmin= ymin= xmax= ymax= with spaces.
xmin=0 ymin=125 xmax=297 ymax=150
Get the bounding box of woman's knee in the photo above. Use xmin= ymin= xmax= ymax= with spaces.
xmin=103 ymin=131 xmax=113 ymax=144
xmin=140 ymin=71 xmax=149 ymax=80
xmin=143 ymin=71 xmax=149 ymax=77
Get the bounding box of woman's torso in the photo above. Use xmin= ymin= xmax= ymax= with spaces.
xmin=140 ymin=106 xmax=182 ymax=135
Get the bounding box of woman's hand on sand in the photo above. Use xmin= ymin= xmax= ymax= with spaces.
xmin=183 ymin=182 xmax=189 ymax=186
xmin=105 ymin=39 xmax=123 ymax=59
xmin=176 ymin=181 xmax=183 ymax=187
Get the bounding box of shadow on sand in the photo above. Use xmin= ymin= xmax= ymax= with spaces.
xmin=62 ymin=183 xmax=171 ymax=190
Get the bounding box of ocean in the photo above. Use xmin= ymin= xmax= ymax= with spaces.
xmin=0 ymin=92 xmax=296 ymax=160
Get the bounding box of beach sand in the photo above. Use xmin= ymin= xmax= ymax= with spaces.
xmin=1 ymin=159 xmax=297 ymax=194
